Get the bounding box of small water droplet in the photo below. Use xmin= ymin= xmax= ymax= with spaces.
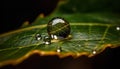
xmin=56 ymin=46 xmax=62 ymax=53
xmin=47 ymin=17 xmax=71 ymax=39
xmin=51 ymin=35 xmax=58 ymax=39
xmin=116 ymin=26 xmax=120 ymax=30
xmin=43 ymin=36 xmax=51 ymax=45
xmin=92 ymin=50 xmax=97 ymax=55
xmin=35 ymin=34 xmax=42 ymax=40
xmin=51 ymin=34 xmax=65 ymax=40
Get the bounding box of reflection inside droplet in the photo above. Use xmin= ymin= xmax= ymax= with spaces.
xmin=56 ymin=46 xmax=62 ymax=53
xmin=43 ymin=36 xmax=51 ymax=45
xmin=35 ymin=34 xmax=42 ymax=40
xmin=116 ymin=26 xmax=120 ymax=30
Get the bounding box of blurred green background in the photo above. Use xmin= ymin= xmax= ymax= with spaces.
xmin=59 ymin=0 xmax=120 ymax=13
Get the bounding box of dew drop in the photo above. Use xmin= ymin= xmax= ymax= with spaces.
xmin=51 ymin=34 xmax=65 ymax=40
xmin=116 ymin=26 xmax=120 ymax=31
xmin=35 ymin=34 xmax=42 ymax=40
xmin=51 ymin=35 xmax=58 ymax=39
xmin=56 ymin=46 xmax=62 ymax=53
xmin=43 ymin=36 xmax=51 ymax=45
xmin=47 ymin=17 xmax=71 ymax=39
xmin=92 ymin=50 xmax=97 ymax=55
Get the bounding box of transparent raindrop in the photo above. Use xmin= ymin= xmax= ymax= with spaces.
xmin=51 ymin=34 xmax=58 ymax=39
xmin=35 ymin=34 xmax=42 ymax=40
xmin=47 ymin=17 xmax=71 ymax=39
xmin=43 ymin=36 xmax=51 ymax=45
xmin=51 ymin=34 xmax=65 ymax=40
xmin=56 ymin=46 xmax=62 ymax=53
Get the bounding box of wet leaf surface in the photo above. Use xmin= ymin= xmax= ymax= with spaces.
xmin=0 ymin=18 xmax=120 ymax=66
xmin=1 ymin=0 xmax=120 ymax=67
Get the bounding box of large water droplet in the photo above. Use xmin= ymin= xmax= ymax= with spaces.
xmin=35 ymin=34 xmax=42 ymax=40
xmin=43 ymin=36 xmax=51 ymax=45
xmin=47 ymin=17 xmax=70 ymax=39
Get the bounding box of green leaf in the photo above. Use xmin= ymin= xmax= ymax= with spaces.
xmin=0 ymin=18 xmax=120 ymax=66
xmin=0 ymin=0 xmax=120 ymax=66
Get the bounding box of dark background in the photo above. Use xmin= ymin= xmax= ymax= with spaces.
xmin=1 ymin=0 xmax=59 ymax=33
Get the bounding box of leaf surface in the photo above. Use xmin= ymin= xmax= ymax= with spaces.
xmin=0 ymin=19 xmax=120 ymax=66
xmin=0 ymin=0 xmax=120 ymax=66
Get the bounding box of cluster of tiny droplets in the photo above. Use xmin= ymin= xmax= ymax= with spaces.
xmin=35 ymin=34 xmax=51 ymax=45
xmin=35 ymin=34 xmax=62 ymax=52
